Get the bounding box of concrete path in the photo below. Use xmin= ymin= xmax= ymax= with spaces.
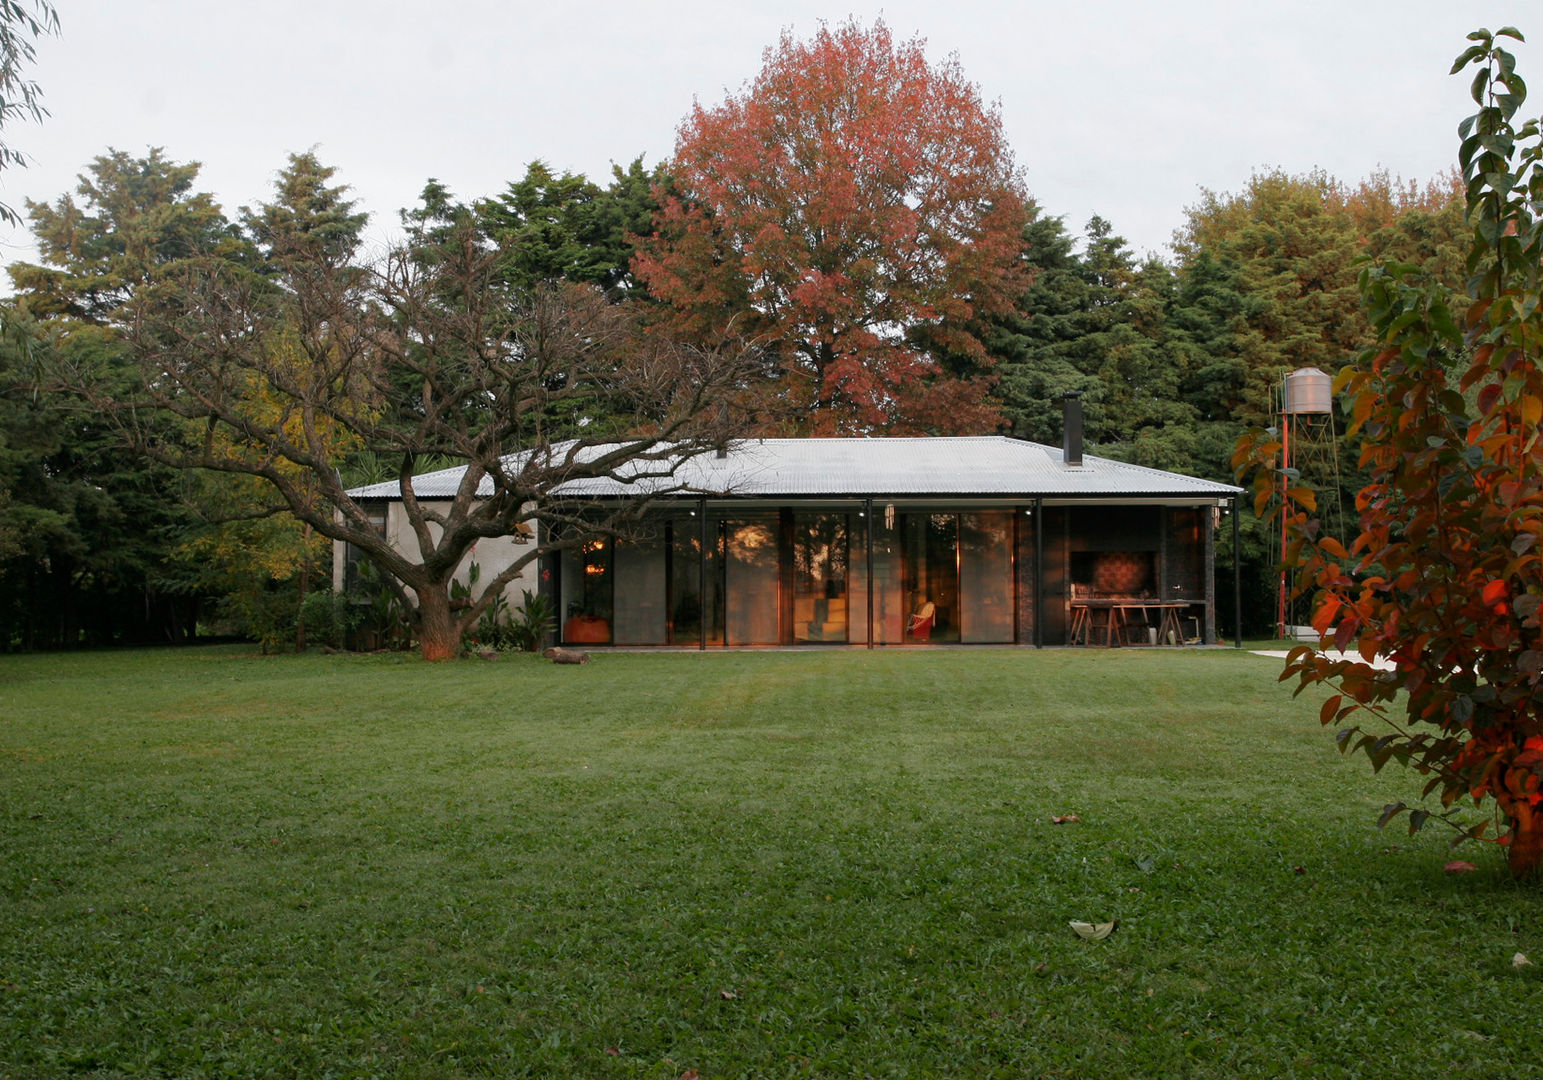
xmin=1251 ymin=648 xmax=1398 ymax=671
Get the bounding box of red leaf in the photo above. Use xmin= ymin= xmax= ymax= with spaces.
xmin=1444 ymin=860 xmax=1478 ymax=873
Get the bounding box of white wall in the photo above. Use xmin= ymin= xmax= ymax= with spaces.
xmin=331 ymin=501 xmax=542 ymax=612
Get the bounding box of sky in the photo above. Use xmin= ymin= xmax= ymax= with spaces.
xmin=0 ymin=0 xmax=1536 ymax=275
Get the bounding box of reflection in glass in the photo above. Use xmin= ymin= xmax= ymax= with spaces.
xmin=559 ymin=536 xmax=614 ymax=643
xmin=904 ymin=513 xmax=959 ymax=643
xmin=792 ymin=513 xmax=848 ymax=642
xmin=670 ymin=517 xmax=723 ymax=646
xmin=613 ymin=527 xmax=666 ymax=644
xmin=960 ymin=511 xmax=1014 ymax=643
xmin=725 ymin=517 xmax=779 ymax=645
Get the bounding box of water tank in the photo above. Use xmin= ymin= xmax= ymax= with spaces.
xmin=1283 ymin=367 xmax=1332 ymax=415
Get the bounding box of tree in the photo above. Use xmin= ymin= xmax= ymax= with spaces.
xmin=633 ymin=18 xmax=1031 ymax=435
xmin=477 ymin=157 xmax=665 ymax=296
xmin=53 ymin=182 xmax=754 ymax=661
xmin=0 ymin=0 xmax=56 ymax=225
xmin=10 ymin=147 xmax=251 ymax=321
xmin=1176 ymin=170 xmax=1369 ymax=429
xmin=0 ymin=149 xmax=243 ymax=649
xmin=1248 ymin=28 xmax=1543 ymax=877
xmin=991 ymin=216 xmax=1196 ymax=466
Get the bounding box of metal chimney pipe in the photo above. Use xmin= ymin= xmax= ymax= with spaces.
xmin=1062 ymin=393 xmax=1083 ymax=467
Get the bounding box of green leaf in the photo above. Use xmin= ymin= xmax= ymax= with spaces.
xmin=1407 ymin=809 xmax=1430 ymax=835
xmin=1473 ymin=66 xmax=1493 ymax=106
xmin=1452 ymin=44 xmax=1488 ymax=75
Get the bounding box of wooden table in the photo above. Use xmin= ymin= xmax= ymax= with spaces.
xmin=1069 ymin=600 xmax=1191 ymax=647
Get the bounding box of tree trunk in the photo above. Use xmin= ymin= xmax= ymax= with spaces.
xmin=1508 ymin=804 xmax=1541 ymax=879
xmin=415 ymin=585 xmax=460 ymax=662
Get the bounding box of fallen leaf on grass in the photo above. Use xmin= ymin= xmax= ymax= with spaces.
xmin=719 ymin=989 xmax=737 ymax=1000
xmin=1515 ymin=953 xmax=1532 ymax=968
xmin=1444 ymin=860 xmax=1478 ymax=873
xmin=1069 ymin=920 xmax=1117 ymax=940
xmin=1051 ymin=814 xmax=1081 ymax=824
xmin=605 ymin=1046 xmax=620 ymax=1056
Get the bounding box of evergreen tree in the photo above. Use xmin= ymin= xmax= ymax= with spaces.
xmin=477 ymin=157 xmax=664 ymax=295
xmin=0 ymin=149 xmax=248 ymax=648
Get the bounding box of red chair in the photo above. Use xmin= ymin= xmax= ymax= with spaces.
xmin=907 ymin=601 xmax=936 ymax=641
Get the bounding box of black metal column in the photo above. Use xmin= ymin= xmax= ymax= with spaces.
xmin=698 ymin=498 xmax=707 ymax=651
xmin=865 ymin=498 xmax=874 ymax=649
xmin=1232 ymin=495 xmax=1242 ymax=649
xmin=1033 ymin=497 xmax=1044 ymax=648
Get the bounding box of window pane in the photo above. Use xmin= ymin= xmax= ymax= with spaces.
xmin=792 ymin=513 xmax=848 ymax=643
xmin=961 ymin=511 xmax=1014 ymax=643
xmin=724 ymin=516 xmax=780 ymax=645
xmin=613 ymin=528 xmax=667 ymax=644
xmin=670 ymin=516 xmax=723 ymax=645
xmin=904 ymin=513 xmax=959 ymax=643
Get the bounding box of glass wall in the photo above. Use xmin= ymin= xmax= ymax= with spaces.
xmin=960 ymin=511 xmax=1014 ymax=643
xmin=903 ymin=513 xmax=960 ymax=643
xmin=791 ymin=512 xmax=849 ymax=643
xmin=577 ymin=502 xmax=1020 ymax=647
xmin=669 ymin=515 xmax=723 ymax=646
xmin=561 ymin=536 xmax=614 ymax=643
xmin=724 ymin=515 xmax=780 ymax=645
xmin=612 ymin=529 xmax=666 ymax=645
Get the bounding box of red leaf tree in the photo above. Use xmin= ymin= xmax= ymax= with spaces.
xmin=1241 ymin=28 xmax=1543 ymax=877
xmin=634 ymin=19 xmax=1031 ymax=435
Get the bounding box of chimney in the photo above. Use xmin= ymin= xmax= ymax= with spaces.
xmin=1062 ymin=393 xmax=1083 ymax=467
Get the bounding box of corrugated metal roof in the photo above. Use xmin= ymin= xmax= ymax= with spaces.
xmin=348 ymin=437 xmax=1242 ymax=501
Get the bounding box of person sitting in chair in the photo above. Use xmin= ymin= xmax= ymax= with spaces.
xmin=907 ymin=599 xmax=936 ymax=641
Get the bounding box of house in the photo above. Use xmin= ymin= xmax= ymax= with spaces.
xmin=337 ymin=407 xmax=1244 ymax=649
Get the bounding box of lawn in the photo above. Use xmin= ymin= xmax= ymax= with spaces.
xmin=1 ymin=645 xmax=1537 ymax=1079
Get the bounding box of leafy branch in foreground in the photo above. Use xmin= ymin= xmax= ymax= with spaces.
xmin=1237 ymin=26 xmax=1543 ymax=878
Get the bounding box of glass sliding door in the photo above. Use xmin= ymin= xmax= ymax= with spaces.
xmin=724 ymin=515 xmax=780 ymax=645
xmin=791 ymin=512 xmax=849 ymax=643
xmin=561 ymin=536 xmax=614 ymax=643
xmin=613 ymin=528 xmax=667 ymax=644
xmin=669 ymin=515 xmax=723 ymax=646
xmin=872 ymin=512 xmax=906 ymax=644
xmin=903 ymin=513 xmax=959 ymax=643
xmin=960 ymin=511 xmax=1014 ymax=643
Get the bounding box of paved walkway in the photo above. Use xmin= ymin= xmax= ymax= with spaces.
xmin=1251 ymin=648 xmax=1398 ymax=671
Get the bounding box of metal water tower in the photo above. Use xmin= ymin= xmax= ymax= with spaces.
xmin=1276 ymin=367 xmax=1345 ymax=637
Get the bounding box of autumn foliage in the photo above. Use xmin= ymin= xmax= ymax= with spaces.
xmin=1240 ymin=28 xmax=1543 ymax=877
xmin=634 ymin=19 xmax=1031 ymax=435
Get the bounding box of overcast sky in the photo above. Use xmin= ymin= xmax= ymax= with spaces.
xmin=1 ymin=0 xmax=1536 ymax=275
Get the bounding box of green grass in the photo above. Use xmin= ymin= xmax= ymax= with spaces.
xmin=1 ymin=645 xmax=1537 ymax=1079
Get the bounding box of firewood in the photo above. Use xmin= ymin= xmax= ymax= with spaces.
xmin=542 ymin=647 xmax=591 ymax=665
